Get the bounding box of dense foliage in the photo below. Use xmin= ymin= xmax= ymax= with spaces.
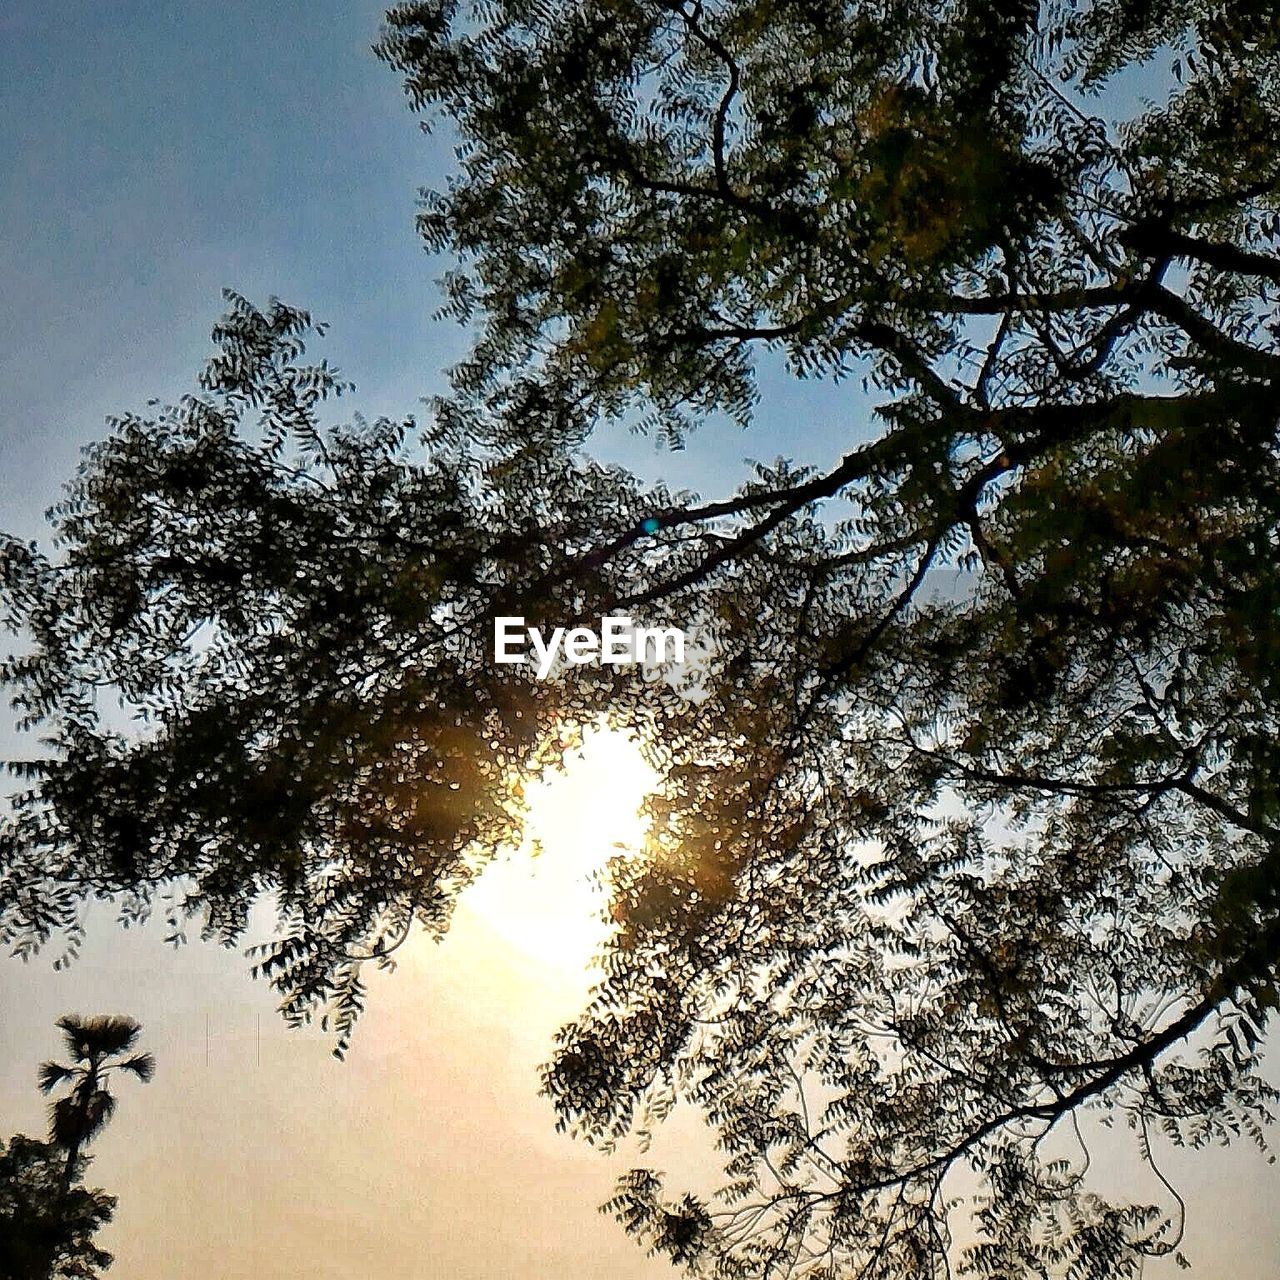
xmin=4 ymin=0 xmax=1280 ymax=1274
xmin=0 ymin=1136 xmax=115 ymax=1280
xmin=0 ymin=295 xmax=688 ymax=1053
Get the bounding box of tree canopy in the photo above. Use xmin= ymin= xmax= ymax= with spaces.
xmin=0 ymin=1136 xmax=115 ymax=1280
xmin=4 ymin=1 xmax=1280 ymax=1275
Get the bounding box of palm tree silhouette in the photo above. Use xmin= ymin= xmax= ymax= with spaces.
xmin=37 ymin=1015 xmax=154 ymax=1196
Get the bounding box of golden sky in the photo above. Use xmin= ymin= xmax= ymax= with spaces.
xmin=1 ymin=727 xmax=1276 ymax=1277
xmin=0 ymin=730 xmax=714 ymax=1278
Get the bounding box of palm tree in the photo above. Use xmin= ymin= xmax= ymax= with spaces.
xmin=37 ymin=1015 xmax=154 ymax=1197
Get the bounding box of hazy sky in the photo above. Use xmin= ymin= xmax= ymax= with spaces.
xmin=1 ymin=3 xmax=1276 ymax=1278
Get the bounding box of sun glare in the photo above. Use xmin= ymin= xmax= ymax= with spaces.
xmin=459 ymin=725 xmax=657 ymax=978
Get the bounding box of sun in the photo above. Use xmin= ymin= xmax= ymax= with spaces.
xmin=457 ymin=723 xmax=657 ymax=978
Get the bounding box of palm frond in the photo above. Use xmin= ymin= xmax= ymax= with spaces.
xmin=56 ymin=1013 xmax=91 ymax=1061
xmin=55 ymin=1013 xmax=143 ymax=1060
xmin=37 ymin=1060 xmax=75 ymax=1094
xmin=119 ymin=1052 xmax=156 ymax=1082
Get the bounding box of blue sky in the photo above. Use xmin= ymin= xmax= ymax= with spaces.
xmin=0 ymin=0 xmax=856 ymax=547
xmin=1 ymin=0 xmax=454 ymax=538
